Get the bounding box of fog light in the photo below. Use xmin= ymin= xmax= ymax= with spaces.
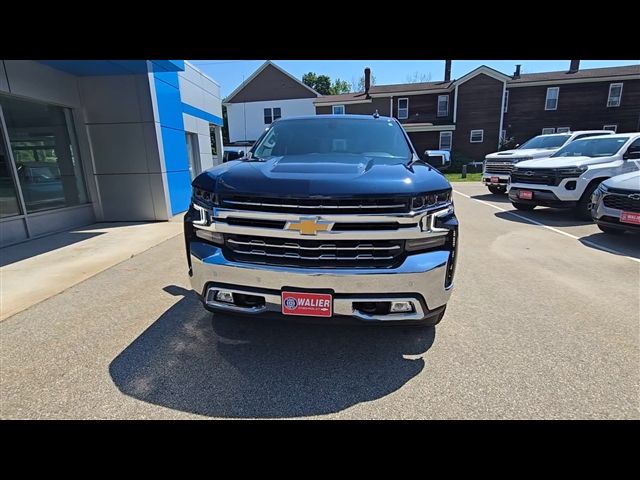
xmin=215 ymin=290 xmax=234 ymax=303
xmin=390 ymin=301 xmax=414 ymax=313
xmin=195 ymin=229 xmax=224 ymax=245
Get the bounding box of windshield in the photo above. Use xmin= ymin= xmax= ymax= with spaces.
xmin=519 ymin=134 xmax=571 ymax=149
xmin=551 ymin=137 xmax=630 ymax=158
xmin=252 ymin=117 xmax=412 ymax=162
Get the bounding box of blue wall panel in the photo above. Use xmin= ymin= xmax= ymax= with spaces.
xmin=160 ymin=126 xmax=188 ymax=172
xmin=165 ymin=170 xmax=192 ymax=215
xmin=153 ymin=75 xmax=184 ymax=130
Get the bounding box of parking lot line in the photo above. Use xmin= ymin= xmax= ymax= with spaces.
xmin=453 ymin=189 xmax=640 ymax=264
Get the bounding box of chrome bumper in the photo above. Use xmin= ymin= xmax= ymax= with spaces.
xmin=189 ymin=241 xmax=453 ymax=320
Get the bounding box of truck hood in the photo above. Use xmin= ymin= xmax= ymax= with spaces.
xmin=516 ymin=156 xmax=615 ymax=169
xmin=603 ymin=171 xmax=640 ymax=191
xmin=485 ymin=148 xmax=558 ymax=160
xmin=193 ymin=154 xmax=451 ymax=196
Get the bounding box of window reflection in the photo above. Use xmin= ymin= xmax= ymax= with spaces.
xmin=0 ymin=96 xmax=87 ymax=213
xmin=0 ymin=128 xmax=21 ymax=218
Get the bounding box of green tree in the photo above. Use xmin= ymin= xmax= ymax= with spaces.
xmin=303 ymin=72 xmax=351 ymax=95
xmin=314 ymin=75 xmax=332 ymax=95
xmin=330 ymin=78 xmax=350 ymax=95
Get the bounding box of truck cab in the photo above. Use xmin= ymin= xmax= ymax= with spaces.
xmin=482 ymin=130 xmax=614 ymax=194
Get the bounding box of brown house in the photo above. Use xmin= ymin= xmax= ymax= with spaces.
xmin=314 ymin=61 xmax=640 ymax=162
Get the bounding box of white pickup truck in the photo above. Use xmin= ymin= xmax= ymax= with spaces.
xmin=482 ymin=131 xmax=614 ymax=194
xmin=508 ymin=133 xmax=640 ymax=219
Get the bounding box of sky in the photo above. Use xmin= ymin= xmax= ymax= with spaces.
xmin=190 ymin=60 xmax=639 ymax=98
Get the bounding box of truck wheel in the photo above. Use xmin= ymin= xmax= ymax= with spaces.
xmin=574 ymin=181 xmax=601 ymax=220
xmin=488 ymin=185 xmax=505 ymax=195
xmin=512 ymin=202 xmax=536 ymax=211
xmin=598 ymin=224 xmax=624 ymax=234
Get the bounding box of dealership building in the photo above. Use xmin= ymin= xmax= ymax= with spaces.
xmin=0 ymin=60 xmax=224 ymax=247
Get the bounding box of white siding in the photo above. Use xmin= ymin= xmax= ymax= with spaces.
xmin=227 ymin=98 xmax=316 ymax=143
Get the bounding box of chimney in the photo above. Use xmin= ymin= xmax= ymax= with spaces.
xmin=569 ymin=60 xmax=580 ymax=73
xmin=444 ymin=60 xmax=452 ymax=82
xmin=513 ymin=64 xmax=521 ymax=80
xmin=364 ymin=67 xmax=371 ymax=97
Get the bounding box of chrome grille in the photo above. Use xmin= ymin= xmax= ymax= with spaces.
xmin=225 ymin=234 xmax=404 ymax=268
xmin=484 ymin=162 xmax=515 ymax=174
xmin=603 ymin=194 xmax=640 ymax=213
xmin=220 ymin=195 xmax=411 ymax=214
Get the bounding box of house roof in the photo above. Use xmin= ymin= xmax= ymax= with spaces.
xmin=509 ymin=64 xmax=640 ymax=83
xmin=314 ymin=63 xmax=640 ymax=104
xmin=224 ymin=60 xmax=319 ymax=103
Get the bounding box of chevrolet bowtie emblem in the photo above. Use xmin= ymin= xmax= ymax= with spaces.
xmin=285 ymin=217 xmax=333 ymax=235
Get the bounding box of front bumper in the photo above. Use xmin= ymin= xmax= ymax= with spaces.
xmin=590 ymin=191 xmax=640 ymax=232
xmin=188 ymin=241 xmax=455 ymax=323
xmin=481 ymin=174 xmax=509 ymax=187
xmin=508 ymin=185 xmax=577 ymax=208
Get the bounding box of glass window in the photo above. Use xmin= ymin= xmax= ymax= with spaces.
xmin=0 ymin=125 xmax=21 ymax=218
xmin=437 ymin=95 xmax=449 ymax=117
xmin=264 ymin=108 xmax=273 ymax=125
xmin=332 ymin=105 xmax=345 ymax=115
xmin=541 ymin=128 xmax=556 ymax=134
xmin=607 ymin=83 xmax=623 ymax=107
xmin=0 ymin=95 xmax=87 ymax=214
xmin=503 ymin=90 xmax=509 ymax=113
xmin=603 ymin=125 xmax=617 ymax=132
xmin=439 ymin=131 xmax=452 ymax=150
xmin=253 ymin=117 xmax=411 ymax=162
xmin=397 ymin=98 xmax=409 ymax=119
xmin=552 ymin=136 xmax=630 ymax=158
xmin=520 ymin=134 xmax=571 ymax=149
xmin=556 ymin=127 xmax=570 ymax=133
xmin=469 ymin=129 xmax=484 ymax=143
xmin=273 ymin=107 xmax=281 ymax=121
xmin=545 ymin=87 xmax=559 ymax=110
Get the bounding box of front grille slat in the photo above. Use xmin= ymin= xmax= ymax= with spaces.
xmin=221 ymin=195 xmax=411 ymax=214
xmin=603 ymin=194 xmax=640 ymax=213
xmin=484 ymin=162 xmax=514 ymax=174
xmin=226 ymin=234 xmax=404 ymax=268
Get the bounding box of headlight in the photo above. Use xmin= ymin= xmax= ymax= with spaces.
xmin=192 ymin=186 xmax=218 ymax=207
xmin=557 ymin=166 xmax=588 ymax=176
xmin=411 ymin=190 xmax=452 ymax=210
xmin=513 ymin=156 xmax=534 ymax=163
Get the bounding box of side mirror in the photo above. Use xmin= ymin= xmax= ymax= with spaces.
xmin=623 ymin=149 xmax=640 ymax=160
xmin=423 ymin=150 xmax=451 ymax=170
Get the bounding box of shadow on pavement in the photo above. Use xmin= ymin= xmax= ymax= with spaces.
xmin=470 ymin=193 xmax=511 ymax=204
xmin=109 ymin=285 xmax=436 ymax=418
xmin=494 ymin=208 xmax=593 ymax=227
xmin=579 ymin=232 xmax=640 ymax=259
xmin=1 ymin=231 xmax=104 ymax=267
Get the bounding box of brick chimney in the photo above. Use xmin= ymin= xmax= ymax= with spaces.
xmin=513 ymin=64 xmax=521 ymax=80
xmin=569 ymin=60 xmax=580 ymax=73
xmin=444 ymin=60 xmax=452 ymax=82
xmin=364 ymin=67 xmax=371 ymax=97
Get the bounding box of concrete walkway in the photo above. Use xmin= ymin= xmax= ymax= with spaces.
xmin=0 ymin=221 xmax=182 ymax=321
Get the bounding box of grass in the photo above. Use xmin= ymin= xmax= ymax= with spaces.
xmin=444 ymin=172 xmax=482 ymax=182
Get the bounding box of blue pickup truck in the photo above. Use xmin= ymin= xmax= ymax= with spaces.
xmin=184 ymin=115 xmax=458 ymax=326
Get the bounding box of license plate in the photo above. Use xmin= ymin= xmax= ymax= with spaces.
xmin=281 ymin=291 xmax=332 ymax=317
xmin=519 ymin=190 xmax=533 ymax=200
xmin=620 ymin=211 xmax=640 ymax=225
xmin=490 ymin=176 xmax=499 ymax=184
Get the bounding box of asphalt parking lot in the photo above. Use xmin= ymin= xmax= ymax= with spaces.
xmin=1 ymin=182 xmax=638 ymax=419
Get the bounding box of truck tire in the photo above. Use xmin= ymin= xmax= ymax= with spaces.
xmin=512 ymin=202 xmax=536 ymax=211
xmin=488 ymin=185 xmax=506 ymax=195
xmin=598 ymin=224 xmax=624 ymax=234
xmin=574 ymin=181 xmax=602 ymax=220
